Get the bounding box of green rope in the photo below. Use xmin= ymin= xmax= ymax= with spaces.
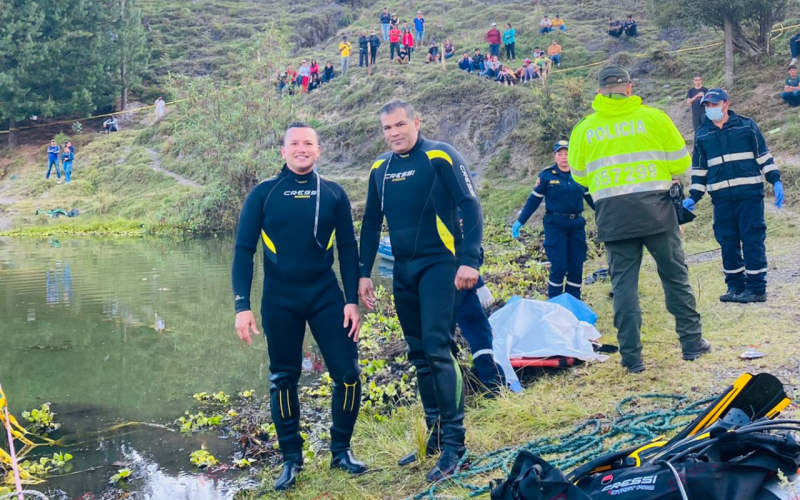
xmin=408 ymin=393 xmax=716 ymax=500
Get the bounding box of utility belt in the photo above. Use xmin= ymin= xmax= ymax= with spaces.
xmin=546 ymin=211 xmax=582 ymax=219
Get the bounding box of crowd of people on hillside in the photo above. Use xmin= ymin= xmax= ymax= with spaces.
xmin=277 ymin=9 xmax=579 ymax=94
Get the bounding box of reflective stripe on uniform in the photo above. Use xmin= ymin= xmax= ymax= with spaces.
xmin=472 ymin=349 xmax=494 ymax=359
xmin=547 ymin=280 xmax=562 ymax=288
xmin=585 ymin=150 xmax=685 ymax=174
xmin=707 ymin=175 xmax=762 ymax=192
xmin=762 ymin=164 xmax=778 ymax=174
xmin=532 ymin=190 xmax=544 ymax=198
xmin=723 ymin=266 xmax=745 ymax=274
xmin=691 ymin=169 xmax=708 ymax=177
xmin=566 ymin=281 xmax=582 ymax=288
xmin=572 ymin=168 xmax=587 ymax=179
xmin=591 ymin=180 xmax=672 ymax=201
xmin=706 ymin=152 xmax=755 ymax=167
xmin=756 ymin=153 xmax=773 ymax=165
xmin=690 ymin=183 xmax=707 ymax=192
xmin=745 ymin=267 xmax=768 ymax=275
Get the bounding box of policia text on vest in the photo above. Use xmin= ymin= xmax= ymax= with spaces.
xmin=568 ymin=66 xmax=710 ymax=374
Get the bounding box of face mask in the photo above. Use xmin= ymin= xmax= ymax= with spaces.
xmin=705 ymin=106 xmax=724 ymax=122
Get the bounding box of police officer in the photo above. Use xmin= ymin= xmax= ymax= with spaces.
xmin=684 ymin=89 xmax=784 ymax=303
xmin=232 ymin=123 xmax=366 ymax=490
xmin=568 ymin=66 xmax=709 ymax=374
xmin=511 ymin=140 xmax=595 ymax=299
xmin=359 ymin=99 xmax=483 ymax=482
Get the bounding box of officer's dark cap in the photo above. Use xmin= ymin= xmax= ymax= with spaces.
xmin=598 ymin=65 xmax=631 ymax=86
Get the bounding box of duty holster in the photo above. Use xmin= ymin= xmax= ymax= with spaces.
xmin=670 ymin=182 xmax=696 ymax=225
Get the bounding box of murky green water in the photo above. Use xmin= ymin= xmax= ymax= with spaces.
xmin=0 ymin=237 xmax=393 ymax=499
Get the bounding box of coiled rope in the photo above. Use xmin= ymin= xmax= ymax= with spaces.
xmin=408 ymin=393 xmax=716 ymax=500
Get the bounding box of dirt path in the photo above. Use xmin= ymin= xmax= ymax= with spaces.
xmin=145 ymin=148 xmax=202 ymax=188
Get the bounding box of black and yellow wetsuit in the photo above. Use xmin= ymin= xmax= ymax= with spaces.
xmin=360 ymin=136 xmax=483 ymax=451
xmin=232 ymin=165 xmax=361 ymax=461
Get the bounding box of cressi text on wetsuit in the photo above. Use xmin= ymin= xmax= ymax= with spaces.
xmin=232 ymin=165 xmax=361 ymax=460
xmin=360 ymin=136 xmax=483 ymax=450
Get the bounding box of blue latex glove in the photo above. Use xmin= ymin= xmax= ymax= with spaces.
xmin=774 ymin=181 xmax=785 ymax=209
xmin=682 ymin=198 xmax=696 ymax=212
xmin=511 ymin=221 xmax=522 ymax=238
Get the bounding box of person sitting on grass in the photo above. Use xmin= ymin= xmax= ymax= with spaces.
xmin=623 ymin=15 xmax=638 ymax=37
xmin=426 ymin=41 xmax=441 ymax=63
xmin=496 ymin=65 xmax=516 ymax=86
xmin=548 ymin=39 xmax=562 ymax=67
xmin=444 ymin=39 xmax=456 ymax=60
xmin=481 ymin=55 xmax=500 ymax=78
xmin=516 ymin=58 xmax=540 ymax=82
xmin=551 ymin=14 xmax=566 ymax=32
xmin=472 ymin=48 xmax=486 ymax=72
xmin=307 ymin=73 xmax=321 ymax=92
xmin=286 ymin=65 xmax=298 ymax=85
xmin=310 ymin=59 xmax=320 ymax=79
xmin=608 ymin=17 xmax=623 ymax=38
xmin=396 ymin=45 xmax=410 ymax=64
xmin=534 ymin=52 xmax=551 ymax=83
xmin=540 ymin=15 xmax=552 ymax=35
xmin=458 ymin=52 xmax=473 ymax=72
xmin=103 ymin=116 xmax=119 ymax=133
xmin=781 ymin=65 xmax=800 ymax=107
xmin=322 ymin=61 xmax=335 ymax=83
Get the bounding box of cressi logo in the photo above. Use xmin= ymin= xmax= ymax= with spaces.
xmin=284 ymin=190 xmax=317 ymax=197
xmin=386 ymin=170 xmax=415 ymax=181
xmin=601 ymin=474 xmax=658 ymax=492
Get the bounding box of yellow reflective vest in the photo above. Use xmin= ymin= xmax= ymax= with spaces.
xmin=568 ymin=94 xmax=691 ymax=242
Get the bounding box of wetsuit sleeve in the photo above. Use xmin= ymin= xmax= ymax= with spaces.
xmin=335 ymin=187 xmax=359 ymax=304
xmin=583 ymin=189 xmax=596 ymax=210
xmin=689 ymin=137 xmax=708 ymax=203
xmin=434 ymin=145 xmax=483 ymax=270
xmin=517 ymin=173 xmax=547 ymax=224
xmin=231 ymin=187 xmax=264 ymax=313
xmin=750 ymin=120 xmax=780 ymax=185
xmin=359 ymin=166 xmax=384 ymax=278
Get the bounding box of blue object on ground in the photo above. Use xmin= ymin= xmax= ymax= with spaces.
xmin=547 ymin=293 xmax=598 ymax=325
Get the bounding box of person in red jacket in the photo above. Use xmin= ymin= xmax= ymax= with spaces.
xmin=389 ymin=25 xmax=402 ymax=60
xmin=402 ymin=28 xmax=415 ymax=62
xmin=486 ymin=22 xmax=502 ymax=58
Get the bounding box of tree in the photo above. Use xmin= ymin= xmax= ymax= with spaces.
xmin=0 ymin=0 xmax=148 ymax=147
xmin=112 ymin=0 xmax=149 ymax=110
xmin=648 ymin=0 xmax=791 ymax=88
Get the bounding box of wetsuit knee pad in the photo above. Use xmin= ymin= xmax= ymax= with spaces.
xmin=269 ymin=372 xmax=300 ymax=427
xmin=332 ymin=373 xmax=362 ymax=414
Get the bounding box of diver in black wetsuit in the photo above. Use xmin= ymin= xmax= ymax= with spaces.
xmin=231 ymin=123 xmax=366 ymax=491
xmin=358 ymin=99 xmax=484 ymax=482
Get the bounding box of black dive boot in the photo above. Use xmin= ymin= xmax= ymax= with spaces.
xmin=331 ymin=449 xmax=367 ymax=474
xmin=274 ymin=456 xmax=303 ymax=491
xmin=399 ymin=364 xmax=442 ymax=466
xmin=425 ymin=446 xmax=470 ymax=482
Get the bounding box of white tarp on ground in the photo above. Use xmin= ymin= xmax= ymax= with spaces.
xmin=489 ymin=298 xmax=609 ymax=392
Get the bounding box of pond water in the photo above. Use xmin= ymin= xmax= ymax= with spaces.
xmin=0 ymin=237 xmax=393 ymax=499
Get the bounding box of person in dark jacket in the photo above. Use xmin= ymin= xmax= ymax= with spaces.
xmin=623 ymin=15 xmax=638 ymax=37
xmin=322 ymin=61 xmax=335 ymax=83
xmin=511 ymin=141 xmax=594 ymax=299
xmin=369 ymin=30 xmax=381 ymax=65
xmin=307 ymin=73 xmax=320 ymax=92
xmin=685 ymin=88 xmax=784 ymax=303
xmin=472 ymin=48 xmax=485 ymax=72
xmin=380 ymin=8 xmax=391 ymax=41
xmin=358 ymin=30 xmax=369 ymax=67
xmin=62 ymin=142 xmax=75 ymax=183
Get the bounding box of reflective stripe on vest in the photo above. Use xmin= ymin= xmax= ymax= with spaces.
xmin=706 ymin=151 xmax=755 ymax=167
xmin=585 ymin=149 xmax=686 ymax=174
xmin=592 ymin=180 xmax=672 ymax=201
xmin=706 ymin=175 xmax=762 ymax=192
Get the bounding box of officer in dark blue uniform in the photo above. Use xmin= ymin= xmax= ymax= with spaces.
xmin=684 ymin=88 xmax=784 ymax=303
xmin=511 ymin=140 xmax=595 ymax=299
